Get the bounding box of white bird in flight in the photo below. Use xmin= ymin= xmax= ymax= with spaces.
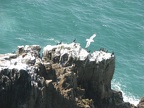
xmin=85 ymin=34 xmax=96 ymax=48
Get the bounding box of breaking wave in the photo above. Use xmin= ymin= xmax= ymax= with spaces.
xmin=47 ymin=38 xmax=59 ymax=43
xmin=15 ymin=38 xmax=26 ymax=41
xmin=112 ymin=79 xmax=139 ymax=106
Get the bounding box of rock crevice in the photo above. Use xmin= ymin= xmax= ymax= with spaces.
xmin=0 ymin=43 xmax=141 ymax=108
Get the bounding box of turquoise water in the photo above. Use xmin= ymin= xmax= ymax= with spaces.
xmin=0 ymin=0 xmax=144 ymax=105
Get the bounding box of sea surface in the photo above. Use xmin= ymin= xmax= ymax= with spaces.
xmin=0 ymin=0 xmax=144 ymax=105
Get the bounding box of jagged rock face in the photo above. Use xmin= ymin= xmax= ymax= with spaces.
xmin=75 ymin=57 xmax=115 ymax=107
xmin=0 ymin=45 xmax=46 ymax=108
xmin=137 ymin=97 xmax=144 ymax=108
xmin=0 ymin=43 xmax=138 ymax=108
xmin=42 ymin=42 xmax=121 ymax=108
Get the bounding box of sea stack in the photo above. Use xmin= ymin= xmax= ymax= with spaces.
xmin=0 ymin=42 xmax=138 ymax=108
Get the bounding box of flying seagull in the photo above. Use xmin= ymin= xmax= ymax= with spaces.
xmin=85 ymin=34 xmax=96 ymax=48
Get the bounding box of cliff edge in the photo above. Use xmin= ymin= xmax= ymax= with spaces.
xmin=0 ymin=42 xmax=142 ymax=108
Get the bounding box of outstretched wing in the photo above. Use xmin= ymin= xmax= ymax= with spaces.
xmin=90 ymin=34 xmax=96 ymax=40
xmin=85 ymin=41 xmax=90 ymax=48
xmin=86 ymin=39 xmax=89 ymax=42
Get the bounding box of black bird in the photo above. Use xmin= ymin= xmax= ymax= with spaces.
xmin=88 ymin=50 xmax=91 ymax=53
xmin=57 ymin=41 xmax=62 ymax=45
xmin=73 ymin=38 xmax=76 ymax=43
xmin=111 ymin=51 xmax=114 ymax=56
xmin=99 ymin=48 xmax=104 ymax=51
xmin=59 ymin=41 xmax=62 ymax=44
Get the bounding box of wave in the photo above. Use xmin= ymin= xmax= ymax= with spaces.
xmin=46 ymin=38 xmax=60 ymax=43
xmin=15 ymin=38 xmax=26 ymax=41
xmin=112 ymin=79 xmax=139 ymax=106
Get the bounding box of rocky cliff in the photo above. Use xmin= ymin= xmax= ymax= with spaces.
xmin=0 ymin=42 xmax=142 ymax=108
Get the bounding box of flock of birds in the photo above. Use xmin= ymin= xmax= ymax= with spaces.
xmin=56 ymin=33 xmax=114 ymax=57
xmin=57 ymin=33 xmax=97 ymax=49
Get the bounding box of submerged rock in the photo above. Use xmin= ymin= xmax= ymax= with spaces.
xmin=0 ymin=42 xmax=140 ymax=108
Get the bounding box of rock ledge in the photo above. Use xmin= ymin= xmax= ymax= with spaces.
xmin=0 ymin=42 xmax=141 ymax=108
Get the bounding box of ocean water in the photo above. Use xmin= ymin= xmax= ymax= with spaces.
xmin=0 ymin=0 xmax=144 ymax=105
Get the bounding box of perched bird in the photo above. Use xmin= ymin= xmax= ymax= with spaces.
xmin=111 ymin=51 xmax=114 ymax=56
xmin=57 ymin=41 xmax=62 ymax=45
xmin=88 ymin=50 xmax=91 ymax=53
xmin=73 ymin=38 xmax=76 ymax=43
xmin=85 ymin=34 xmax=96 ymax=48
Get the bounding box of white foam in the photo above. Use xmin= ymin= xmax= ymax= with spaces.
xmin=47 ymin=38 xmax=54 ymax=41
xmin=47 ymin=38 xmax=59 ymax=43
xmin=112 ymin=79 xmax=139 ymax=106
xmin=16 ymin=38 xmax=26 ymax=41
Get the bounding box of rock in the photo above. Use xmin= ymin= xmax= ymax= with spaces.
xmin=45 ymin=80 xmax=52 ymax=87
xmin=17 ymin=46 xmax=24 ymax=55
xmin=0 ymin=42 xmax=139 ymax=108
xmin=137 ymin=97 xmax=144 ymax=108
